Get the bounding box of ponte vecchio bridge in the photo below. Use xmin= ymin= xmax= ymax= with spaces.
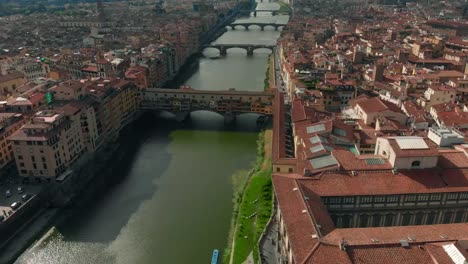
xmin=228 ymin=22 xmax=286 ymax=31
xmin=202 ymin=44 xmax=275 ymax=56
xmin=140 ymin=87 xmax=275 ymax=122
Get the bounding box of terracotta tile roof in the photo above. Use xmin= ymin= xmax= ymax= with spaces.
xmin=304 ymin=244 xmax=352 ymax=264
xmin=0 ymin=71 xmax=24 ymax=83
xmin=438 ymin=150 xmax=468 ymax=168
xmin=322 ymin=224 xmax=468 ymax=246
xmin=425 ymin=242 xmax=456 ymax=264
xmin=347 ymin=244 xmax=435 ymax=264
xmin=354 ymin=129 xmax=379 ymax=145
xmin=82 ymin=65 xmax=98 ymax=72
xmin=332 ymin=150 xmax=393 ymax=171
xmin=297 ymin=168 xmax=468 ymax=196
xmin=272 ymin=175 xmax=319 ymax=264
xmin=356 ymin=97 xmax=392 ymax=113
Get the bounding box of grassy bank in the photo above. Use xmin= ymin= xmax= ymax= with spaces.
xmin=264 ymin=56 xmax=271 ymax=90
xmin=278 ymin=2 xmax=290 ymax=12
xmin=224 ymin=130 xmax=273 ymax=264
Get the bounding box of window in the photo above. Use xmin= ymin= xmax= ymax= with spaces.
xmin=430 ymin=193 xmax=441 ymax=201
xmin=418 ymin=194 xmax=429 ymax=202
xmin=387 ymin=195 xmax=399 ymax=203
xmin=359 ymin=214 xmax=369 ymax=227
xmin=18 ymin=155 xmax=23 ymax=160
xmin=374 ymin=196 xmax=385 ymax=203
xmin=402 ymin=213 xmax=412 ymax=226
xmin=360 ymin=196 xmax=373 ymax=204
xmin=329 ymin=197 xmax=342 ymax=204
xmin=414 ymin=213 xmax=424 ymax=225
xmin=372 ymin=214 xmax=381 ymax=227
xmin=384 ymin=214 xmax=395 ymax=226
xmin=343 ymin=197 xmax=355 ymax=204
xmin=447 ymin=193 xmax=458 ymax=201
xmin=411 ymin=160 xmax=421 ymax=167
xmin=405 ymin=195 xmax=417 ymax=202
xmin=276 ymin=167 xmax=280 ymax=172
xmin=443 ymin=212 xmax=453 ymax=224
xmin=426 ymin=212 xmax=437 ymax=224
xmin=342 ymin=215 xmax=352 ymax=228
xmin=455 ymin=211 xmax=464 ymax=223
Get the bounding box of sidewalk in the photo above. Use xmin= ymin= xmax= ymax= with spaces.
xmin=0 ymin=208 xmax=57 ymax=264
xmin=259 ymin=219 xmax=280 ymax=264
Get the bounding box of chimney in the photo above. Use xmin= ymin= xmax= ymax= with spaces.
xmin=339 ymin=238 xmax=348 ymax=251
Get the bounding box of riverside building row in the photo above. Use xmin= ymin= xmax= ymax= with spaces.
xmin=5 ymin=78 xmax=140 ymax=180
xmin=271 ymin=1 xmax=468 ymax=263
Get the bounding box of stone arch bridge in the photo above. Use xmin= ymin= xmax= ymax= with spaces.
xmin=140 ymin=87 xmax=275 ymax=122
xmin=228 ymin=22 xmax=286 ymax=31
xmin=202 ymin=44 xmax=275 ymax=56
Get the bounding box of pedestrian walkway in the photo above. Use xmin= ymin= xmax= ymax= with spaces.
xmin=259 ymin=219 xmax=280 ymax=264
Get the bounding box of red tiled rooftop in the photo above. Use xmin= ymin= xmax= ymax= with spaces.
xmin=272 ymin=175 xmax=319 ymax=264
xmin=297 ymin=168 xmax=468 ymax=197
xmin=322 ymin=224 xmax=468 ymax=246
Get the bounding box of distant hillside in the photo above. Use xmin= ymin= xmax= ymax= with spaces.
xmin=0 ymin=0 xmax=126 ymax=16
xmin=0 ymin=0 xmax=123 ymax=6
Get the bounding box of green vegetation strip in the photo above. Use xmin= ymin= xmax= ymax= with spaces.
xmin=224 ymin=132 xmax=273 ymax=264
xmin=278 ymin=2 xmax=290 ymax=12
xmin=264 ymin=55 xmax=271 ymax=90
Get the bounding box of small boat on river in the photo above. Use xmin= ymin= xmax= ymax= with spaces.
xmin=211 ymin=249 xmax=219 ymax=264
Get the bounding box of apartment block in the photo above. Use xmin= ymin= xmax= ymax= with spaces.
xmin=8 ymin=110 xmax=85 ymax=179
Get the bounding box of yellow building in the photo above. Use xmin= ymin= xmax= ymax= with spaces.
xmin=417 ymin=85 xmax=457 ymax=110
xmin=0 ymin=113 xmax=26 ymax=172
xmin=9 ymin=111 xmax=85 ymax=179
xmin=0 ymin=71 xmax=27 ymax=98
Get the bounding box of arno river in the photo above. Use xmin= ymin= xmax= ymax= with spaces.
xmin=16 ymin=2 xmax=288 ymax=264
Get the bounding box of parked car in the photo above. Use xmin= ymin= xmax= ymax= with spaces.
xmin=5 ymin=190 xmax=11 ymax=198
xmin=10 ymin=201 xmax=21 ymax=210
xmin=21 ymin=194 xmax=31 ymax=201
xmin=17 ymin=187 xmax=23 ymax=194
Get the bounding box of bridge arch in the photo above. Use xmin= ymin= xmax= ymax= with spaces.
xmin=202 ymin=44 xmax=275 ymax=56
xmin=202 ymin=46 xmax=224 ymax=56
xmin=251 ymin=47 xmax=274 ymax=55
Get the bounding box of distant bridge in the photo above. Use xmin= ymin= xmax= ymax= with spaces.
xmin=140 ymin=87 xmax=275 ymax=122
xmin=202 ymin=44 xmax=275 ymax=56
xmin=238 ymin=9 xmax=292 ymax=16
xmin=228 ymin=22 xmax=286 ymax=31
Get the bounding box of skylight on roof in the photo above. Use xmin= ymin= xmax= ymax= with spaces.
xmin=443 ymin=244 xmax=466 ymax=264
xmin=365 ymin=158 xmax=385 ymax=165
xmin=306 ymin=124 xmax=326 ymax=134
xmin=394 ymin=137 xmax=429 ymax=150
xmin=333 ymin=128 xmax=347 ymax=137
xmin=309 ymin=135 xmax=328 ymax=144
xmin=309 ymin=155 xmax=338 ymax=169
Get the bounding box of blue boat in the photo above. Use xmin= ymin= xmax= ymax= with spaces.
xmin=211 ymin=249 xmax=219 ymax=264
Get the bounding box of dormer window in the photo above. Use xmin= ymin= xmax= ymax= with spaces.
xmin=411 ymin=160 xmax=421 ymax=167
